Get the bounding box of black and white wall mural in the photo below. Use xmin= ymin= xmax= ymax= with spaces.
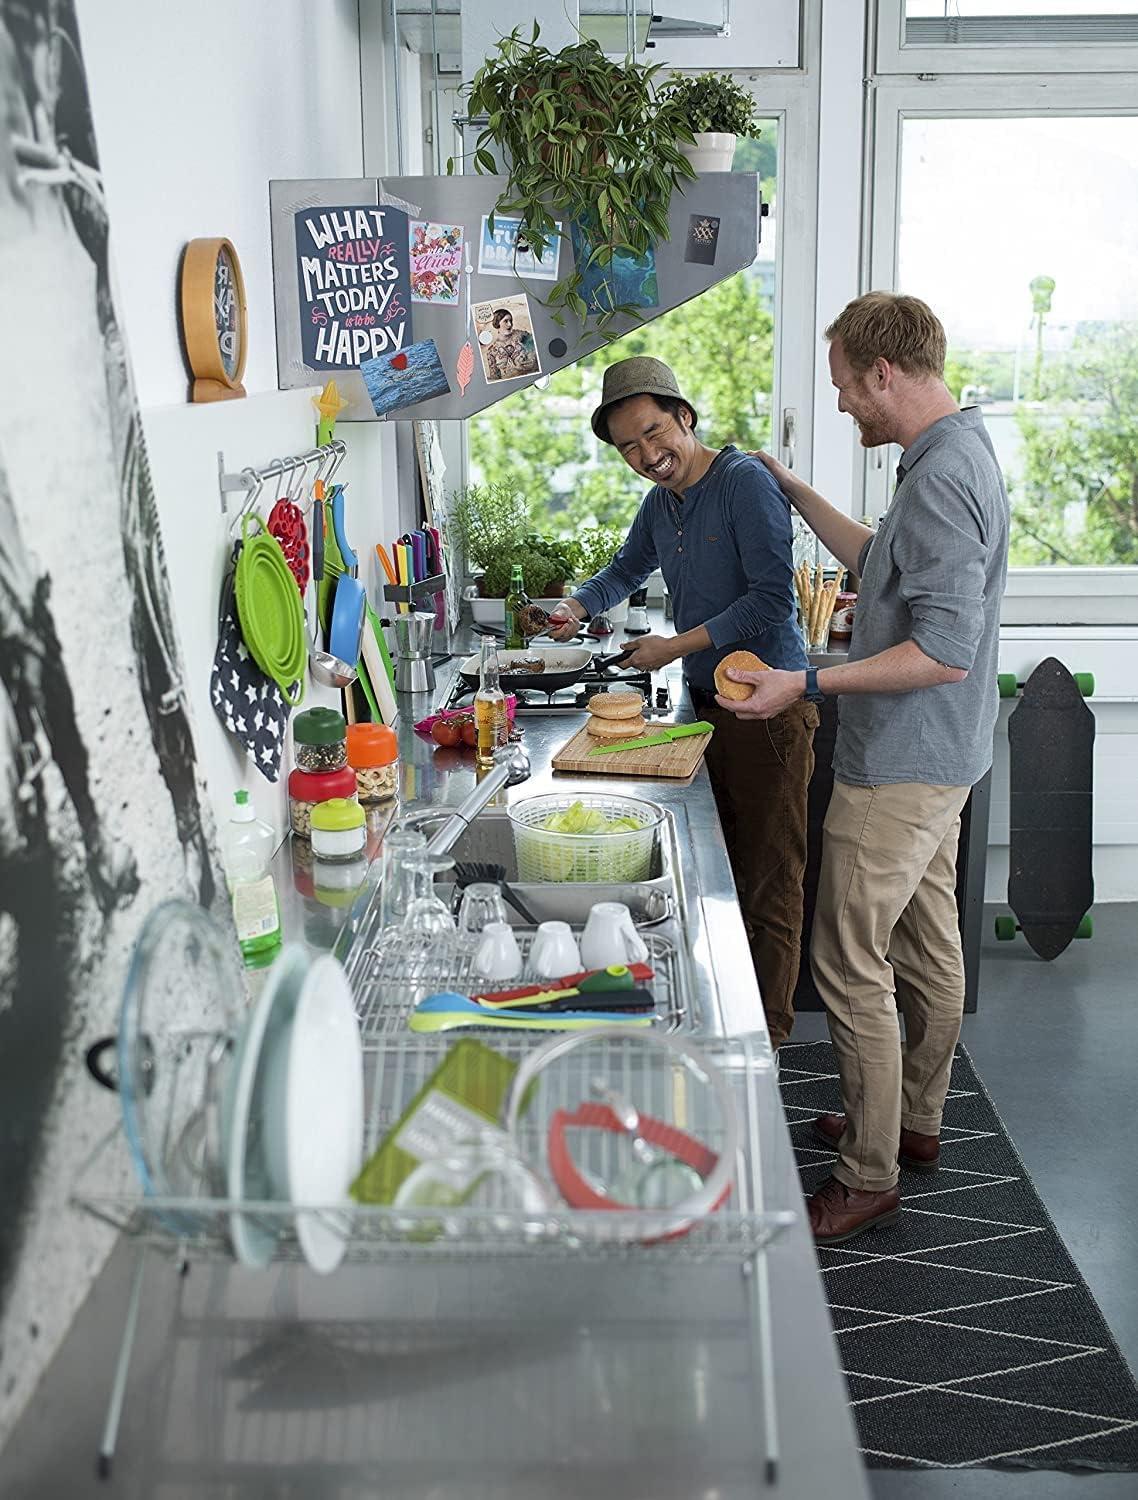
xmin=0 ymin=0 xmax=226 ymax=1441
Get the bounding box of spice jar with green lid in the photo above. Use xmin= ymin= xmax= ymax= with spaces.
xmin=346 ymin=722 xmax=399 ymax=804
xmin=310 ymin=797 xmax=367 ymax=862
xmin=293 ymin=706 xmax=347 ymax=773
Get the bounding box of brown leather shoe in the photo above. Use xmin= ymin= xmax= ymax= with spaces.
xmin=808 ymin=1174 xmax=901 ymax=1246
xmin=812 ymin=1113 xmax=940 ymax=1174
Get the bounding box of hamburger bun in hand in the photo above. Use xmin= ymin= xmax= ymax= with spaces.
xmin=714 ymin=650 xmax=770 ymax=702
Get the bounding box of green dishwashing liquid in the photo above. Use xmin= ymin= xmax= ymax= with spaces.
xmin=223 ymin=789 xmax=282 ymax=964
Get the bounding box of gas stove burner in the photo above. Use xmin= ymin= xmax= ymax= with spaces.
xmin=441 ymin=661 xmax=674 ymax=718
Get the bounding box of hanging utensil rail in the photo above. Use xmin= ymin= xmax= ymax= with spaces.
xmin=216 ymin=440 xmax=346 ymax=526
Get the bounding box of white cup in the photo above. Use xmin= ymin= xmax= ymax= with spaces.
xmin=473 ymin=921 xmax=523 ymax=981
xmin=529 ymin=921 xmax=582 ymax=979
xmin=579 ymin=902 xmax=649 ymax=971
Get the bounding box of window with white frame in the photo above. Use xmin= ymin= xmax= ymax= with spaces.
xmin=867 ymin=4 xmax=1138 ymax=619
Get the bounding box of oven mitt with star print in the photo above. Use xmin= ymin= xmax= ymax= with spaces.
xmin=211 ymin=542 xmax=289 ymax=782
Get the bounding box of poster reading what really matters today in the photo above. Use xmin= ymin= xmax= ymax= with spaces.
xmin=294 ymin=204 xmax=413 ymax=370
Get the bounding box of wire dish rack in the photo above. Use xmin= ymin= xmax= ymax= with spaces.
xmin=73 ymin=1031 xmax=793 ymax=1265
xmin=353 ymin=929 xmax=693 ymax=1035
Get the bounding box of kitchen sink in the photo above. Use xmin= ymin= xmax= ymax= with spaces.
xmin=439 ymin=809 xmax=677 ymax=927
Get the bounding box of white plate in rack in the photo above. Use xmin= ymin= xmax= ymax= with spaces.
xmin=223 ymin=944 xmax=308 ymax=1269
xmin=284 ymin=955 xmax=364 ymax=1273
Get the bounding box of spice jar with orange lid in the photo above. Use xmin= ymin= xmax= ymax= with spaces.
xmin=346 ymin=723 xmax=399 ymax=804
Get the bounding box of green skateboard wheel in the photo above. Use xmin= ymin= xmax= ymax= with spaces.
xmin=997 ymin=673 xmax=1018 ymax=699
xmin=994 ymin=915 xmax=1017 ymax=941
xmin=1074 ymin=672 xmax=1095 ymax=698
xmin=1076 ymin=913 xmax=1093 ymax=940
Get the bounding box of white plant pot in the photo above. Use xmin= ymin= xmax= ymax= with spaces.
xmin=679 ymin=132 xmax=737 ymax=173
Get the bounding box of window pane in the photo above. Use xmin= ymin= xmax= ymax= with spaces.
xmin=898 ymin=116 xmax=1138 ymax=566
xmin=467 ymin=119 xmax=778 ymax=555
xmin=905 ymin=2 xmax=1138 ymax=46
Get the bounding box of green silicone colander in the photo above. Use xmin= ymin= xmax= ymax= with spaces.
xmin=235 ymin=513 xmax=306 ymax=705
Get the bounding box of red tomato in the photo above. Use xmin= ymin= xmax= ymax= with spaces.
xmin=460 ymin=720 xmax=478 ymax=748
xmin=431 ymin=718 xmax=461 ymax=747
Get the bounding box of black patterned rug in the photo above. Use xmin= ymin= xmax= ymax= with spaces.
xmin=779 ymin=1039 xmax=1138 ymax=1471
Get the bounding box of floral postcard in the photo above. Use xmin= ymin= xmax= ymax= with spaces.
xmin=409 ymin=221 xmax=463 ymax=305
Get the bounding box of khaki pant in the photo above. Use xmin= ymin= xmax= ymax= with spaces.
xmin=694 ymin=692 xmax=818 ymax=1049
xmin=810 ymin=780 xmax=971 ymax=1192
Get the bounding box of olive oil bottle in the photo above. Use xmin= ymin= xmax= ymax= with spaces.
xmin=474 ymin=635 xmax=508 ymax=769
xmin=504 ymin=563 xmax=529 ymax=650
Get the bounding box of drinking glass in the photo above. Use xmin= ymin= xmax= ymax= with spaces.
xmin=378 ymin=827 xmax=427 ymax=931
xmin=456 ymin=883 xmax=509 ymax=943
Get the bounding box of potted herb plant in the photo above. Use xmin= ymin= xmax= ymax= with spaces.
xmin=663 ymin=72 xmax=760 ymax=173
xmin=575 ymin=524 xmax=629 ymax=623
xmin=452 ymin=24 xmax=696 ymax=335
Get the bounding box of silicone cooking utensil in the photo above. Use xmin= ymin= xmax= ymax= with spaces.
xmin=235 ymin=514 xmax=306 ymax=705
xmin=409 ymin=992 xmax=653 ymax=1033
xmin=328 ymin=574 xmax=366 ymax=666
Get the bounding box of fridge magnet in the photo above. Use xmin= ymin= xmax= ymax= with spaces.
xmin=471 ymin=294 xmax=541 ymax=383
xmin=294 ymin=203 xmax=412 ymax=370
xmin=685 ymin=214 xmax=721 ymax=266
xmin=548 ymin=337 xmax=568 ymax=358
xmin=569 ymin=222 xmax=658 ymax=314
xmin=478 ymin=215 xmax=561 ymax=281
xmin=360 ymin=338 xmax=450 ymax=416
xmin=409 ymin=221 xmax=464 ymax=305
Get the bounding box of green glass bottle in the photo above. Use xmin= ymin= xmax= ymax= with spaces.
xmin=504 ymin=563 xmax=529 ymax=650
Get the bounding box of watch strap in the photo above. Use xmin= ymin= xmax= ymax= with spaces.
xmin=805 ymin=667 xmax=824 ymax=703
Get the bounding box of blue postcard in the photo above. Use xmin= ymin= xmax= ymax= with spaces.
xmin=569 ymin=222 xmax=659 ymax=314
xmin=360 ymin=338 xmax=451 ymax=416
xmin=478 ymin=215 xmax=561 ymax=281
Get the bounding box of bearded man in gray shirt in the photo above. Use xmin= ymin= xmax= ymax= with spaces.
xmin=718 ymin=293 xmax=1009 ymax=1246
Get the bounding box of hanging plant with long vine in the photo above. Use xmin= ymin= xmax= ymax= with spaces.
xmin=449 ymin=24 xmax=696 ymax=337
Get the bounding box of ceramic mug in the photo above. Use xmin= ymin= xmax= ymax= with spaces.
xmin=529 ymin=921 xmax=582 ymax=980
xmin=579 ymin=902 xmax=649 ymax=971
xmin=473 ymin=921 xmax=523 ymax=981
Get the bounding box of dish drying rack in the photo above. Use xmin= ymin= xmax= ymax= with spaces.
xmin=73 ymin=1025 xmax=793 ymax=1481
xmin=350 ymin=928 xmax=692 ymax=1035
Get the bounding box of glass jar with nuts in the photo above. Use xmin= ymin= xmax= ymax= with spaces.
xmin=346 ymin=723 xmax=399 ymax=804
xmin=287 ymin=765 xmax=358 ymax=838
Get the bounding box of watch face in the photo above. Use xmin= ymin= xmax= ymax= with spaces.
xmin=214 ymin=246 xmax=241 ymax=378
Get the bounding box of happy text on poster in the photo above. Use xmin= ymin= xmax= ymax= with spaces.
xmin=295 ymin=205 xmax=413 ymax=369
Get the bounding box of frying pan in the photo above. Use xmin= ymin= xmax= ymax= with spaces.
xmin=457 ymin=645 xmax=636 ymax=694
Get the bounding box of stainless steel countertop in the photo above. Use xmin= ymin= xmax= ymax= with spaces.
xmin=0 ymin=625 xmax=868 ymax=1500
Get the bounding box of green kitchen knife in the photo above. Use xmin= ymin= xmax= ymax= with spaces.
xmin=588 ymin=720 xmax=714 ymax=755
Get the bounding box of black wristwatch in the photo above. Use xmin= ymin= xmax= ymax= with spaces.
xmin=804 ymin=667 xmax=825 ymax=704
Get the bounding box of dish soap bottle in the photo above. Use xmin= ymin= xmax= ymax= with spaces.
xmin=223 ymin=789 xmax=282 ymax=965
xmin=474 ymin=635 xmax=508 ymax=770
xmin=504 ymin=563 xmax=529 ymax=650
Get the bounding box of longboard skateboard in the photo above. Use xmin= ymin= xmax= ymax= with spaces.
xmin=996 ymin=658 xmax=1094 ymax=959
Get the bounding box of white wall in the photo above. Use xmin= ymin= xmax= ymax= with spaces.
xmin=80 ymin=0 xmax=365 ymax=406
xmin=77 ymin=0 xmax=403 ymax=839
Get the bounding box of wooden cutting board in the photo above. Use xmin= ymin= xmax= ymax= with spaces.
xmin=551 ymin=723 xmax=713 ymax=780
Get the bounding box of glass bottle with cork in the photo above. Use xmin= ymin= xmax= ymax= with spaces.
xmin=474 ymin=634 xmax=508 ymax=769
xmin=504 ymin=563 xmax=529 ymax=650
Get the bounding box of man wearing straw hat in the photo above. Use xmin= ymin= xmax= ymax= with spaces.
xmin=719 ymin=293 xmax=1009 ymax=1246
xmin=548 ymin=356 xmax=817 ymax=1051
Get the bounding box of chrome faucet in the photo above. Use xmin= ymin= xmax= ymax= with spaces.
xmin=394 ymin=741 xmax=531 ymax=856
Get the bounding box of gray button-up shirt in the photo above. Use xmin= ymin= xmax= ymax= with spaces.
xmin=832 ymin=408 xmax=1009 ymax=789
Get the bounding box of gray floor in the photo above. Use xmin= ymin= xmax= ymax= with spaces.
xmin=793 ymin=902 xmax=1138 ymax=1500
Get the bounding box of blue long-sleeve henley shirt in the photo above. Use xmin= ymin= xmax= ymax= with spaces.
xmin=573 ymin=446 xmax=807 ymax=692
